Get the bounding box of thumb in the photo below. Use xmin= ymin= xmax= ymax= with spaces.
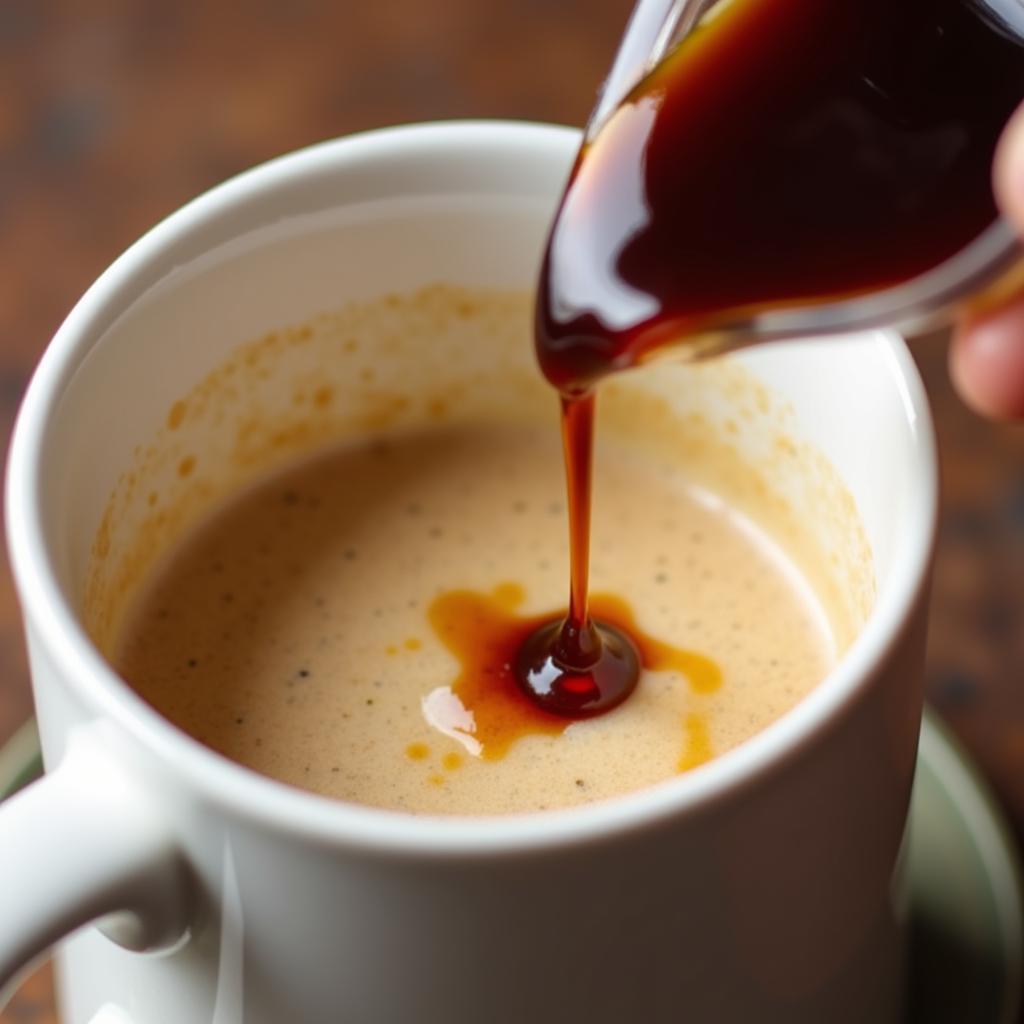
xmin=948 ymin=103 xmax=1024 ymax=420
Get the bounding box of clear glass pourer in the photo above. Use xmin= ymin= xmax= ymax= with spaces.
xmin=581 ymin=0 xmax=1024 ymax=359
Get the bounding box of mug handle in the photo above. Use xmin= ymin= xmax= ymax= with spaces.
xmin=0 ymin=723 xmax=192 ymax=1006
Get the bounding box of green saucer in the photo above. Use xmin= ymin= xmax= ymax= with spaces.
xmin=1 ymin=711 xmax=1020 ymax=1022
xmin=907 ymin=713 xmax=1023 ymax=1023
xmin=0 ymin=718 xmax=43 ymax=804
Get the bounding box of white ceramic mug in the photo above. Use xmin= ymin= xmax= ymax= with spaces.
xmin=0 ymin=122 xmax=937 ymax=1023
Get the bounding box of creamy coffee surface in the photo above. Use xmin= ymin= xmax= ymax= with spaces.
xmin=114 ymin=418 xmax=835 ymax=815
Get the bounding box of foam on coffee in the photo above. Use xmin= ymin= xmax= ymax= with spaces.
xmin=113 ymin=418 xmax=834 ymax=815
xmin=88 ymin=286 xmax=872 ymax=816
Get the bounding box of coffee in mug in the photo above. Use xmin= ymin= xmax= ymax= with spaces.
xmin=96 ymin=286 xmax=871 ymax=815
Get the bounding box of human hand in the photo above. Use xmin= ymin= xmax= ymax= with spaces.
xmin=951 ymin=103 xmax=1024 ymax=420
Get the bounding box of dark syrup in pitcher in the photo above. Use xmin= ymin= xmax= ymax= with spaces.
xmin=513 ymin=0 xmax=1024 ymax=716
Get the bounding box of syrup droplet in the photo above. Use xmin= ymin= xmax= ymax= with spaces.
xmin=514 ymin=617 xmax=640 ymax=717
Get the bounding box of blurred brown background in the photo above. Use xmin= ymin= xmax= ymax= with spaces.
xmin=2 ymin=1 xmax=1023 ymax=1019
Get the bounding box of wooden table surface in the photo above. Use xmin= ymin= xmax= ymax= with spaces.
xmin=2 ymin=1 xmax=1023 ymax=1020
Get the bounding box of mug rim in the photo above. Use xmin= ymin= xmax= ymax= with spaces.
xmin=5 ymin=119 xmax=939 ymax=856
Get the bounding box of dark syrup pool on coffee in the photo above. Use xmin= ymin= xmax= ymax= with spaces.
xmin=429 ymin=583 xmax=720 ymax=758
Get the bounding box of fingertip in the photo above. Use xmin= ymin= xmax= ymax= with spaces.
xmin=994 ymin=101 xmax=1024 ymax=230
xmin=951 ymin=302 xmax=1024 ymax=420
